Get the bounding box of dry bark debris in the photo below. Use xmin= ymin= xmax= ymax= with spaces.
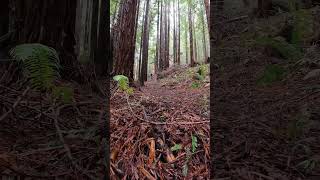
xmin=0 ymin=80 xmax=106 ymax=179
xmin=110 ymin=75 xmax=210 ymax=179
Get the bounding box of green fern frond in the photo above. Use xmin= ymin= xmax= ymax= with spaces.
xmin=255 ymin=36 xmax=303 ymax=60
xmin=9 ymin=43 xmax=60 ymax=90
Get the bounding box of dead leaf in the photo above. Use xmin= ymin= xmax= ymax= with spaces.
xmin=111 ymin=149 xmax=119 ymax=162
xmin=166 ymin=149 xmax=176 ymax=163
xmin=138 ymin=166 xmax=156 ymax=180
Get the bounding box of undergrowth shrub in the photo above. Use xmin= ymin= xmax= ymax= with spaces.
xmin=10 ymin=43 xmax=73 ymax=103
xmin=257 ymin=64 xmax=286 ymax=86
xmin=254 ymin=2 xmax=313 ymax=61
xmin=113 ymin=75 xmax=134 ymax=95
xmin=190 ymin=64 xmax=208 ymax=88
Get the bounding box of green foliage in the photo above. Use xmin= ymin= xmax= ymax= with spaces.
xmin=191 ymin=134 xmax=198 ymax=153
xmin=255 ymin=36 xmax=303 ymax=60
xmin=191 ymin=82 xmax=200 ymax=88
xmin=297 ymin=159 xmax=317 ymax=173
xmin=182 ymin=147 xmax=192 ymax=177
xmin=170 ymin=144 xmax=182 ymax=152
xmin=257 ymin=65 xmax=286 ymax=86
xmin=10 ymin=43 xmax=73 ymax=104
xmin=10 ymin=43 xmax=60 ymax=91
xmin=113 ymin=75 xmax=134 ymax=95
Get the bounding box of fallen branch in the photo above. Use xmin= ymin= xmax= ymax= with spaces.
xmin=0 ymin=86 xmax=30 ymax=122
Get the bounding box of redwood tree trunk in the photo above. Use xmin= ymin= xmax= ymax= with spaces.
xmin=10 ymin=0 xmax=78 ymax=79
xmin=177 ymin=0 xmax=181 ymax=65
xmin=204 ymin=0 xmax=209 ymax=26
xmin=113 ymin=0 xmax=138 ymax=82
xmin=188 ymin=3 xmax=195 ymax=67
xmin=154 ymin=0 xmax=160 ymax=79
xmin=140 ymin=0 xmax=150 ymax=86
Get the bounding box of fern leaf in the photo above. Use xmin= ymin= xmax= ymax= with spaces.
xmin=9 ymin=43 xmax=60 ymax=90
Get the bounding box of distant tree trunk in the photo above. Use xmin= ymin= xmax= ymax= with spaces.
xmin=159 ymin=0 xmax=165 ymax=72
xmin=204 ymin=0 xmax=209 ymax=26
xmin=184 ymin=17 xmax=189 ymax=65
xmin=173 ymin=0 xmax=177 ymax=64
xmin=188 ymin=3 xmax=195 ymax=67
xmin=131 ymin=0 xmax=140 ymax=79
xmin=201 ymin=5 xmax=208 ymax=63
xmin=113 ymin=0 xmax=138 ymax=82
xmin=140 ymin=0 xmax=150 ymax=86
xmin=138 ymin=0 xmax=146 ymax=82
xmin=193 ymin=20 xmax=198 ymax=64
xmin=177 ymin=0 xmax=181 ymax=65
xmin=165 ymin=2 xmax=170 ymax=69
xmin=155 ymin=0 xmax=160 ymax=79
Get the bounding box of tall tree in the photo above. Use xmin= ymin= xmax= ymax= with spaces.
xmin=165 ymin=1 xmax=170 ymax=69
xmin=154 ymin=0 xmax=160 ymax=79
xmin=140 ymin=0 xmax=151 ymax=86
xmin=183 ymin=13 xmax=189 ymax=65
xmin=159 ymin=0 xmax=166 ymax=71
xmin=177 ymin=0 xmax=181 ymax=65
xmin=138 ymin=0 xmax=146 ymax=82
xmin=200 ymin=2 xmax=208 ymax=62
xmin=173 ymin=0 xmax=177 ymax=64
xmin=188 ymin=1 xmax=196 ymax=67
xmin=204 ymin=0 xmax=210 ymax=26
xmin=113 ymin=0 xmax=139 ymax=82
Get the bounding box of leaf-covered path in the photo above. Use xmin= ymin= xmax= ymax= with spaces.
xmin=110 ymin=65 xmax=210 ymax=179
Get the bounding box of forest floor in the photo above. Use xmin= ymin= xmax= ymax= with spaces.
xmin=211 ymin=7 xmax=320 ymax=179
xmin=212 ymin=52 xmax=320 ymax=179
xmin=110 ymin=65 xmax=210 ymax=179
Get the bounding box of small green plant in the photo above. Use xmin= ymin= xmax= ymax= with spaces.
xmin=191 ymin=134 xmax=198 ymax=153
xmin=170 ymin=144 xmax=182 ymax=152
xmin=257 ymin=64 xmax=286 ymax=86
xmin=191 ymin=82 xmax=200 ymax=88
xmin=296 ymin=159 xmax=317 ymax=173
xmin=113 ymin=75 xmax=134 ymax=95
xmin=182 ymin=147 xmax=192 ymax=177
xmin=10 ymin=43 xmax=60 ymax=90
xmin=10 ymin=43 xmax=73 ymax=103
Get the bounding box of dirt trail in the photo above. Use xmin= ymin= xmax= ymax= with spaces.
xmin=110 ymin=68 xmax=210 ymax=179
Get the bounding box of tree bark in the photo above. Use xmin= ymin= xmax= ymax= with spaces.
xmin=113 ymin=0 xmax=138 ymax=82
xmin=154 ymin=0 xmax=160 ymax=79
xmin=188 ymin=2 xmax=195 ymax=67
xmin=201 ymin=4 xmax=208 ymax=63
xmin=177 ymin=0 xmax=181 ymax=65
xmin=10 ymin=0 xmax=78 ymax=79
xmin=204 ymin=0 xmax=210 ymax=26
xmin=140 ymin=0 xmax=150 ymax=86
